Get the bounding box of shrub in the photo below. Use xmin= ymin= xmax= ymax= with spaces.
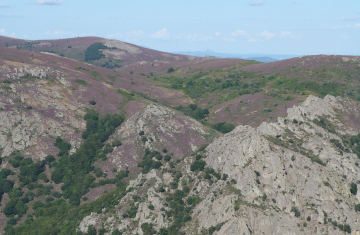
xmin=139 ymin=131 xmax=145 ymax=136
xmin=45 ymin=155 xmax=55 ymax=163
xmin=355 ymin=204 xmax=360 ymax=212
xmin=7 ymin=218 xmax=17 ymax=226
xmin=89 ymin=100 xmax=96 ymax=105
xmin=307 ymin=216 xmax=311 ymax=221
xmin=112 ymin=139 xmax=122 ymax=147
xmin=141 ymin=222 xmax=156 ymax=235
xmin=26 ymin=106 xmax=32 ymax=110
xmin=141 ymin=136 xmax=148 ymax=143
xmin=164 ymin=155 xmax=171 ymax=162
xmin=74 ymin=79 xmax=87 ymax=86
xmin=350 ymin=183 xmax=357 ymax=195
xmin=137 ymin=149 xmax=163 ymax=174
xmin=162 ymin=148 xmax=168 ymax=153
xmin=222 ymin=173 xmax=228 ymax=181
xmin=343 ymin=224 xmax=351 ymax=233
xmin=291 ymin=206 xmax=300 ymax=217
xmin=148 ymin=204 xmax=155 ymax=210
xmin=52 ymin=191 xmax=62 ymax=198
xmin=212 ymin=122 xmax=236 ymax=134
xmin=190 ymin=160 xmax=206 ymax=171
xmin=54 ymin=137 xmax=71 ymax=156
xmin=112 ymin=229 xmax=122 ymax=235
xmin=85 ymin=42 xmax=108 ymax=61
xmin=167 ymin=67 xmax=175 ymax=73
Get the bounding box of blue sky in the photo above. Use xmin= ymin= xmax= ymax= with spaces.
xmin=0 ymin=0 xmax=359 ymax=55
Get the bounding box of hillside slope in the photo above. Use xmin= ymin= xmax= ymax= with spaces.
xmin=74 ymin=95 xmax=360 ymax=235
xmin=1 ymin=37 xmax=360 ymax=235
xmin=0 ymin=47 xmax=220 ymax=234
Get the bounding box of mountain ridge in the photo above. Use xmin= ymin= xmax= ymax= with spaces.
xmin=0 ymin=36 xmax=359 ymax=235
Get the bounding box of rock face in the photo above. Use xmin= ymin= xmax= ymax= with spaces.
xmin=0 ymin=64 xmax=85 ymax=160
xmin=78 ymin=95 xmax=360 ymax=235
xmin=100 ymin=103 xmax=217 ymax=173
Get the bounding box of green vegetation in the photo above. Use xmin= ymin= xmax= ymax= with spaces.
xmin=159 ymin=188 xmax=201 ymax=234
xmin=290 ymin=206 xmax=300 ymax=217
xmin=313 ymin=117 xmax=336 ymax=134
xmin=101 ymin=60 xmax=122 ymax=69
xmin=330 ymin=220 xmax=351 ymax=234
xmin=9 ymin=184 xmax=129 ymax=235
xmin=350 ymin=133 xmax=360 ymax=158
xmin=174 ymin=104 xmax=209 ymax=121
xmin=74 ymin=79 xmax=88 ymax=86
xmin=84 ymin=42 xmax=108 ymax=61
xmin=355 ymin=204 xmax=360 ymax=212
xmin=350 ymin=183 xmax=357 ymax=195
xmin=0 ymin=169 xmax=15 ymax=203
xmin=141 ymin=223 xmax=157 ymax=234
xmin=3 ymin=110 xmax=127 ymax=234
xmin=50 ymin=109 xmax=124 ymax=205
xmin=212 ymin=122 xmax=235 ymax=134
xmin=167 ymin=67 xmax=175 ymax=73
xmin=137 ymin=148 xmax=163 ymax=174
xmin=190 ymin=159 xmax=206 ymax=172
xmin=207 ymin=222 xmax=226 ymax=235
xmin=160 ymin=70 xmax=262 ymax=100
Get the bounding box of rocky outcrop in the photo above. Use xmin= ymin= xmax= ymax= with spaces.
xmin=103 ymin=103 xmax=216 ymax=172
xmin=78 ymin=95 xmax=360 ymax=235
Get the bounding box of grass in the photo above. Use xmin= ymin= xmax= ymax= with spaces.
xmin=74 ymin=79 xmax=87 ymax=86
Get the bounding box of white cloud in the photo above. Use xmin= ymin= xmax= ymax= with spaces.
xmin=249 ymin=1 xmax=265 ymax=6
xmin=280 ymin=31 xmax=292 ymax=37
xmin=150 ymin=28 xmax=170 ymax=40
xmin=279 ymin=31 xmax=299 ymax=39
xmin=340 ymin=16 xmax=358 ymax=21
xmin=260 ymin=30 xmax=275 ymax=39
xmin=348 ymin=23 xmax=360 ymax=29
xmin=215 ymin=32 xmax=221 ymax=36
xmin=0 ymin=3 xmax=9 ymax=7
xmin=231 ymin=30 xmax=265 ymax=42
xmin=340 ymin=34 xmax=350 ymax=39
xmin=0 ymin=29 xmax=16 ymax=38
xmin=327 ymin=23 xmax=360 ymax=30
xmin=222 ymin=37 xmax=236 ymax=42
xmin=325 ymin=25 xmax=343 ymax=29
xmin=45 ymin=30 xmax=75 ymax=38
xmin=129 ymin=30 xmax=144 ymax=37
xmin=109 ymin=33 xmax=123 ymax=38
xmin=232 ymin=30 xmax=249 ymax=37
xmin=187 ymin=34 xmax=213 ymax=42
xmin=248 ymin=37 xmax=264 ymax=42
xmin=36 ymin=0 xmax=63 ymax=5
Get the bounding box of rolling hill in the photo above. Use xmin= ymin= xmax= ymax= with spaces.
xmin=0 ymin=37 xmax=360 ymax=235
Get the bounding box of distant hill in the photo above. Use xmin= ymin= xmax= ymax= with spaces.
xmin=1 ymin=36 xmax=360 ymax=235
xmin=245 ymin=56 xmax=278 ymax=63
xmin=172 ymin=49 xmax=301 ymax=62
xmin=0 ymin=35 xmax=195 ymax=68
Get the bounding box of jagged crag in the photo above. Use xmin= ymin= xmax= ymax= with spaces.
xmin=0 ymin=36 xmax=360 ymax=235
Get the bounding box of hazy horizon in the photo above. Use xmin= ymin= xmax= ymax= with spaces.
xmin=0 ymin=0 xmax=359 ymax=55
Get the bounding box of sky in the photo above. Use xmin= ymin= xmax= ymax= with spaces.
xmin=0 ymin=0 xmax=359 ymax=55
